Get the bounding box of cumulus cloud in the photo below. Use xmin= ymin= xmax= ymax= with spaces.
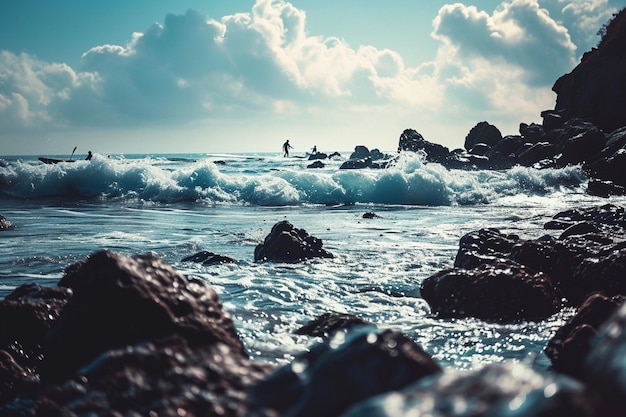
xmin=0 ymin=0 xmax=620 ymax=139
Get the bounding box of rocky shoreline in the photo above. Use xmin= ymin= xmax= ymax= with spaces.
xmin=2 ymin=7 xmax=626 ymax=417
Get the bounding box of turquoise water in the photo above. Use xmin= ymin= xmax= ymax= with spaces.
xmin=1 ymin=152 xmax=623 ymax=369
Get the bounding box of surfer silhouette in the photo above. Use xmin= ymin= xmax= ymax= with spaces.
xmin=283 ymin=140 xmax=293 ymax=157
xmin=311 ymin=145 xmax=317 ymax=154
xmin=85 ymin=151 xmax=93 ymax=161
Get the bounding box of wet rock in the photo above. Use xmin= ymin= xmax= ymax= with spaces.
xmin=42 ymin=250 xmax=246 ymax=383
xmin=587 ymin=179 xmax=626 ymax=197
xmin=584 ymin=297 xmax=626 ymax=415
xmin=15 ymin=336 xmax=273 ymax=417
xmin=342 ymin=362 xmax=591 ymax=417
xmin=545 ymin=293 xmax=625 ymax=379
xmin=254 ymin=220 xmax=334 ymax=262
xmin=339 ymin=157 xmax=372 ymax=169
xmin=464 ymin=121 xmax=502 ymax=151
xmin=545 ymin=204 xmax=626 ymax=236
xmin=181 ymin=250 xmax=236 ymax=265
xmin=362 ymin=212 xmax=382 ymax=219
xmin=555 ymin=119 xmax=607 ymax=166
xmin=0 ymin=215 xmax=13 ymax=230
xmin=421 ymin=259 xmax=561 ymax=322
xmin=0 ymin=350 xmax=39 ymax=406
xmin=307 ymin=160 xmax=324 ymax=168
xmin=308 ymin=152 xmax=327 ymax=160
xmin=397 ymin=129 xmax=450 ymax=163
xmin=349 ymin=145 xmax=371 ymax=160
xmin=294 ymin=313 xmax=374 ymax=338
xmin=585 ymin=126 xmax=626 ymax=187
xmin=567 ymin=246 xmax=626 ymax=305
xmin=252 ymin=327 xmax=441 ymax=417
xmin=518 ymin=142 xmax=557 ymax=166
xmin=0 ymin=284 xmax=72 ymax=370
xmin=453 ymin=228 xmax=520 ymax=270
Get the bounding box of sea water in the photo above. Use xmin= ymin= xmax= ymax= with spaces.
xmin=2 ymin=151 xmax=625 ymax=370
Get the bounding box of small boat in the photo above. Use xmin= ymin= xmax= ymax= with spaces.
xmin=38 ymin=157 xmax=76 ymax=164
xmin=39 ymin=147 xmax=78 ymax=164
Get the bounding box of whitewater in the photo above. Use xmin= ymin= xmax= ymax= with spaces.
xmin=2 ymin=151 xmax=625 ymax=370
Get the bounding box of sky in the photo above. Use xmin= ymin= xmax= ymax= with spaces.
xmin=1 ymin=0 xmax=625 ymax=156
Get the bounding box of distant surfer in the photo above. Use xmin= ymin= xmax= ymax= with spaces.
xmin=85 ymin=151 xmax=93 ymax=161
xmin=311 ymin=145 xmax=317 ymax=154
xmin=283 ymin=140 xmax=293 ymax=157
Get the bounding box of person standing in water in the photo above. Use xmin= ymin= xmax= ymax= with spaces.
xmin=283 ymin=140 xmax=293 ymax=157
xmin=85 ymin=151 xmax=93 ymax=160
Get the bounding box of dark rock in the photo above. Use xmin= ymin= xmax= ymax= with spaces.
xmin=327 ymin=151 xmax=342 ymax=159
xmin=339 ymin=157 xmax=372 ymax=169
xmin=307 ymin=160 xmax=324 ymax=169
xmin=0 ymin=350 xmax=40 ymax=406
xmin=546 ymin=203 xmax=626 ymax=236
xmin=294 ymin=313 xmax=374 ymax=338
xmin=42 ymin=250 xmax=246 ymax=383
xmin=509 ymin=237 xmax=558 ymax=276
xmin=584 ymin=298 xmax=626 ymax=415
xmin=545 ymin=293 xmax=625 ymax=379
xmin=453 ymin=228 xmax=520 ymax=270
xmin=307 ymin=152 xmax=327 ymax=160
xmin=517 ymin=142 xmax=557 ymax=166
xmin=349 ymin=145 xmax=370 ymax=160
xmin=519 ymin=122 xmax=545 ymax=143
xmin=552 ymin=9 xmax=626 ymax=133
xmin=342 ymin=362 xmax=591 ymax=417
xmin=468 ymin=142 xmax=491 ymax=156
xmin=370 ymin=149 xmax=386 ymax=160
xmin=421 ymin=259 xmax=561 ymax=322
xmin=464 ymin=121 xmax=502 ymax=151
xmin=587 ymin=179 xmax=626 ymax=197
xmin=252 ymin=327 xmax=441 ymax=417
xmin=181 ymin=250 xmax=236 ymax=265
xmin=362 ymin=212 xmax=382 ymax=219
xmin=559 ymin=222 xmax=602 ymax=239
xmin=0 ymin=215 xmax=13 ymax=230
xmin=541 ymin=109 xmax=566 ymax=131
xmin=585 ymin=126 xmax=626 ymax=186
xmin=555 ymin=119 xmax=607 ymax=166
xmin=16 ymin=336 xmax=272 ymax=417
xmin=567 ymin=246 xmax=626 ymax=305
xmin=254 ymin=220 xmax=334 ymax=262
xmin=397 ymin=129 xmax=450 ymax=163
xmin=0 ymin=284 xmax=72 ymax=370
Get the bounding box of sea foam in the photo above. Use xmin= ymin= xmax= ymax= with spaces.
xmin=0 ymin=153 xmax=588 ymax=206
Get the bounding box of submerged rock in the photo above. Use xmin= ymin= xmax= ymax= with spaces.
xmin=294 ymin=312 xmax=374 ymax=338
xmin=254 ymin=220 xmax=334 ymax=262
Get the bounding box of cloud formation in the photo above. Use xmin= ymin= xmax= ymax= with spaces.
xmin=0 ymin=0 xmax=620 ymax=141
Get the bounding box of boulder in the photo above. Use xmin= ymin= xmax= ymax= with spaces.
xmin=468 ymin=142 xmax=491 ymax=156
xmin=307 ymin=160 xmax=325 ymax=169
xmin=519 ymin=122 xmax=546 ymax=143
xmin=517 ymin=142 xmax=557 ymax=166
xmin=252 ymin=327 xmax=441 ymax=417
xmin=545 ymin=293 xmax=625 ymax=379
xmin=349 ymin=145 xmax=370 ymax=160
xmin=340 ymin=157 xmax=372 ymax=169
xmin=464 ymin=121 xmax=502 ymax=151
xmin=181 ymin=250 xmax=236 ymax=265
xmin=421 ymin=259 xmax=562 ymax=322
xmin=585 ymin=126 xmax=626 ymax=186
xmin=15 ymin=336 xmax=273 ymax=417
xmin=254 ymin=220 xmax=334 ymax=262
xmin=453 ymin=228 xmax=520 ymax=270
xmin=342 ymin=362 xmax=591 ymax=417
xmin=397 ymin=129 xmax=450 ymax=163
xmin=41 ymin=250 xmax=246 ymax=382
xmin=584 ymin=298 xmax=626 ymax=415
xmin=308 ymin=152 xmax=327 ymax=160
xmin=555 ymin=119 xmax=607 ymax=166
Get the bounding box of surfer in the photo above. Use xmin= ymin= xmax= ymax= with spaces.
xmin=85 ymin=151 xmax=93 ymax=161
xmin=283 ymin=140 xmax=293 ymax=157
xmin=311 ymin=145 xmax=317 ymax=154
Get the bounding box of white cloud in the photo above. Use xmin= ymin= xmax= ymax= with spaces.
xmin=0 ymin=0 xmax=620 ymax=145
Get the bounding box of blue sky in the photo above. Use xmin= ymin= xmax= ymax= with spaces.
xmin=1 ymin=0 xmax=624 ymax=155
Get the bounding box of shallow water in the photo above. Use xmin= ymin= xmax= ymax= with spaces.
xmin=1 ymin=152 xmax=624 ymax=370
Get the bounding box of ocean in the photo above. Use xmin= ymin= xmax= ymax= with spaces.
xmin=2 ymin=151 xmax=623 ymax=371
